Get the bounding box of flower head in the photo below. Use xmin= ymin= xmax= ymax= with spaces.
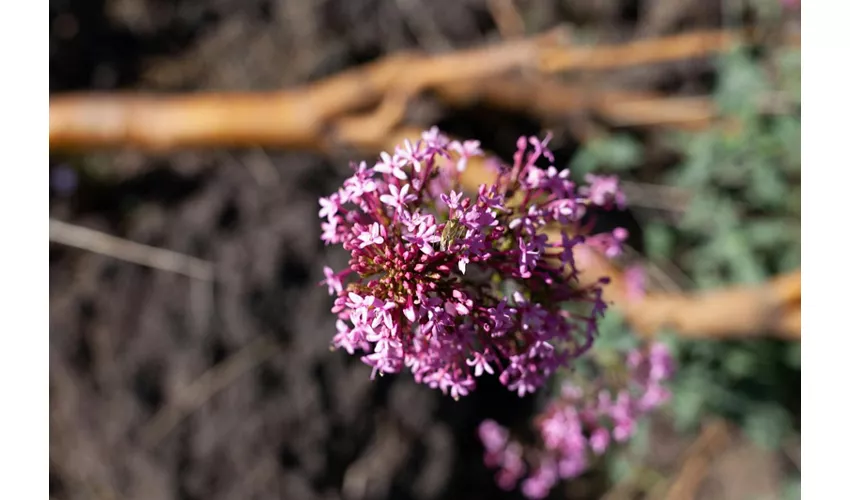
xmin=319 ymin=128 xmax=627 ymax=399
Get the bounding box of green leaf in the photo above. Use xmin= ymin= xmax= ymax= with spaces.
xmin=593 ymin=312 xmax=639 ymax=354
xmin=598 ymin=135 xmax=644 ymax=171
xmin=725 ymin=348 xmax=758 ymax=379
xmin=775 ymin=118 xmax=801 ymax=174
xmin=629 ymin=419 xmax=651 ymax=458
xmin=749 ymin=163 xmax=788 ymax=208
xmin=570 ymin=134 xmax=643 ymax=177
xmin=743 ymin=403 xmax=792 ymax=450
xmin=779 ymin=243 xmax=802 ymax=271
xmin=785 ymin=185 xmax=802 ymax=216
xmin=607 ymin=454 xmax=633 ymax=483
xmin=750 ymin=0 xmax=783 ymax=23
xmin=671 ymin=134 xmax=717 ymax=188
xmin=570 ymin=149 xmax=599 ymax=178
xmin=644 ymin=223 xmax=674 ymax=260
xmin=715 ymin=50 xmax=769 ymax=117
xmin=656 ymin=332 xmax=683 ymax=358
xmin=782 ymin=477 xmax=802 ymax=500
xmin=681 ymin=191 xmax=726 ymax=232
xmin=671 ymin=378 xmax=709 ymax=431
xmin=776 ymin=49 xmax=802 ymax=102
xmin=689 ymin=249 xmax=725 ymax=289
xmin=746 ymin=219 xmax=794 ymax=250
xmin=724 ymin=232 xmax=765 ymax=283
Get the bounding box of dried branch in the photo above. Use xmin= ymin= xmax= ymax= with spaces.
xmin=487 ymin=0 xmax=526 ymax=39
xmin=139 ymin=336 xmax=280 ymax=446
xmin=50 ymin=28 xmax=798 ymax=151
xmin=541 ymin=28 xmax=799 ymax=72
xmin=540 ymin=30 xmax=737 ymax=72
xmin=435 ymin=78 xmax=718 ymax=130
xmin=570 ymin=244 xmax=801 ymax=340
xmin=49 ymin=218 xmax=214 ymax=281
xmin=49 ymin=29 xmax=564 ymax=151
xmin=659 ymin=420 xmax=732 ymax=500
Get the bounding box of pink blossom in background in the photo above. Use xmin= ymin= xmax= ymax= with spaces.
xmin=586 ymin=226 xmax=629 ymax=258
xmin=583 ymin=174 xmax=626 ymax=210
xmin=479 ymin=342 xmax=676 ymax=498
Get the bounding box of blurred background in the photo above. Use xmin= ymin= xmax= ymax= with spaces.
xmin=49 ymin=1 xmax=801 ymax=499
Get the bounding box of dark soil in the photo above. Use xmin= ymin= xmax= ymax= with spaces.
xmin=49 ymin=1 xmax=732 ymax=499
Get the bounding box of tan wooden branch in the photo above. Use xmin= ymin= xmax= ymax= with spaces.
xmin=50 ymin=28 xmax=799 ymax=151
xmin=49 ymin=28 xmax=563 ymax=151
xmin=435 ymin=78 xmax=718 ymax=130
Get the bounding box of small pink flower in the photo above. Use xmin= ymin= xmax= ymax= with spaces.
xmin=440 ymin=190 xmax=464 ymax=211
xmin=403 ymin=219 xmax=440 ymax=255
xmin=318 ymin=195 xmax=339 ymax=219
xmin=586 ymin=227 xmax=628 ymax=258
xmin=345 ymin=292 xmax=373 ymax=309
xmin=557 ymin=454 xmax=586 ymax=479
xmin=589 ymin=428 xmax=610 ymax=454
xmin=517 ymin=237 xmax=540 ymax=278
xmin=379 ymin=183 xmax=415 ymax=210
xmin=450 ymin=139 xmax=483 ymax=172
xmin=332 ymin=320 xmax=357 ymax=354
xmin=467 ymin=352 xmax=495 ymax=377
xmin=521 ymin=459 xmax=558 ymax=499
xmin=320 ymin=217 xmax=341 ymax=245
xmin=422 ymin=126 xmax=450 ymax=151
xmin=357 ymin=223 xmax=386 ymax=248
xmin=584 ymin=174 xmax=626 ymax=209
xmin=457 ymin=253 xmax=470 ymax=274
xmin=478 ymin=419 xmax=509 ymax=452
xmin=374 ymin=152 xmax=407 ymax=180
xmin=321 ymin=266 xmax=343 ymax=295
xmin=395 ymin=139 xmax=425 ymax=173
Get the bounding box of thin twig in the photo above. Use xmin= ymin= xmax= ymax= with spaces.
xmin=782 ymin=435 xmax=801 ymax=471
xmin=487 ymin=0 xmax=526 ymax=39
xmin=139 ymin=336 xmax=280 ymax=446
xmin=620 ymin=245 xmax=686 ymax=294
xmin=49 ymin=218 xmax=214 ymax=281
xmin=660 ymin=420 xmax=732 ymax=500
xmin=620 ymin=181 xmax=693 ymax=213
xmin=50 ymin=352 xmax=122 ymax=500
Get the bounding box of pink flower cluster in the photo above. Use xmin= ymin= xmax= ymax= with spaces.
xmin=479 ymin=342 xmax=675 ymax=498
xmin=319 ymin=127 xmax=627 ymax=399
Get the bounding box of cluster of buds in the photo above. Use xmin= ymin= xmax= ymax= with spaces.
xmin=318 ymin=127 xmax=627 ymax=399
xmin=479 ymin=342 xmax=675 ymax=498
